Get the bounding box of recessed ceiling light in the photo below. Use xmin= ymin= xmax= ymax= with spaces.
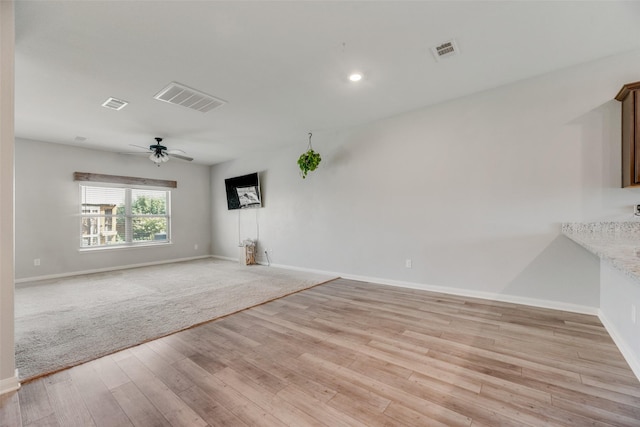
xmin=349 ymin=73 xmax=363 ymax=82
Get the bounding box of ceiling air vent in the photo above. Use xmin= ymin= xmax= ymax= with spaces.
xmin=153 ymin=82 xmax=227 ymax=113
xmin=431 ymin=39 xmax=459 ymax=61
xmin=101 ymin=97 xmax=128 ymax=111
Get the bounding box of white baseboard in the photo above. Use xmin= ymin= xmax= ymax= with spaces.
xmin=15 ymin=255 xmax=212 ymax=284
xmin=262 ymin=262 xmax=598 ymax=315
xmin=267 ymin=262 xmax=342 ymax=276
xmin=344 ymin=273 xmax=598 ymax=315
xmin=211 ymin=255 xmax=238 ymax=263
xmin=598 ymin=310 xmax=640 ymax=381
xmin=0 ymin=370 xmax=20 ymax=395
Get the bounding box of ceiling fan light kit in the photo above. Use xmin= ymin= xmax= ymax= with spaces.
xmin=121 ymin=137 xmax=194 ymax=166
xmin=149 ymin=138 xmax=170 ymax=166
xmin=149 ymin=151 xmax=169 ymax=165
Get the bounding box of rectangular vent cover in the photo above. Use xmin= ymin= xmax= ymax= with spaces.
xmin=431 ymin=39 xmax=459 ymax=61
xmin=154 ymin=82 xmax=227 ymax=113
xmin=101 ymin=97 xmax=128 ymax=110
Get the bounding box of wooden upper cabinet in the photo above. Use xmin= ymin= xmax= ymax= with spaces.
xmin=615 ymin=82 xmax=640 ymax=187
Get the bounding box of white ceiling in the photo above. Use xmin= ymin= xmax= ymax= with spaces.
xmin=14 ymin=1 xmax=640 ymax=165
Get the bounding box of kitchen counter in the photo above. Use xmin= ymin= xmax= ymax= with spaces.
xmin=562 ymin=222 xmax=640 ymax=284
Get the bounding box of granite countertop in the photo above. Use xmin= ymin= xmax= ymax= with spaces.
xmin=562 ymin=222 xmax=640 ymax=284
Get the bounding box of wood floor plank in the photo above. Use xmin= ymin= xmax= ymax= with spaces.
xmin=110 ymin=381 xmax=171 ymax=427
xmin=551 ymin=394 xmax=640 ymax=427
xmin=129 ymin=344 xmax=193 ymax=394
xmin=275 ymin=384 xmax=370 ymax=427
xmin=244 ymin=309 xmax=332 ymax=342
xmin=16 ymin=380 xmax=53 ymax=426
xmin=214 ymin=367 xmax=329 ymax=427
xmin=578 ymin=348 xmax=631 ymax=368
xmin=10 ymin=278 xmax=640 ymax=426
xmin=479 ymin=383 xmax=613 ymax=427
xmin=186 ymin=353 xmax=227 ymax=375
xmin=347 ymin=354 xmax=414 ymax=383
xmin=115 ymin=355 xmax=208 ymax=427
xmin=90 ymin=356 xmax=130 ymax=391
xmin=23 ymin=413 xmax=58 ymax=427
xmin=172 ymin=357 xmax=287 ymax=427
xmin=199 ymin=322 xmax=262 ymax=351
xmin=297 ymin=352 xmax=474 ymax=427
xmin=365 ymin=339 xmax=483 ymax=393
xmin=221 ymin=357 xmax=288 ymax=395
xmin=275 ymin=353 xmax=394 ymax=414
xmin=581 ymin=371 xmax=640 ymax=398
xmin=241 ymin=353 xmax=338 ymax=403
xmin=426 ymin=348 xmax=523 ymax=378
xmin=43 ymin=372 xmax=96 ymax=427
xmin=68 ymin=363 xmax=133 ymax=427
xmin=177 ymin=386 xmax=247 ymax=427
xmin=213 ymin=311 xmax=260 ymax=332
xmin=0 ymin=391 xmax=22 ymax=427
xmin=383 ymin=402 xmax=454 ymax=427
xmin=403 ymin=328 xmax=626 ymax=389
xmin=156 ymin=334 xmax=202 ymax=360
xmin=144 ymin=339 xmax=188 ymax=365
xmin=408 ymin=371 xmax=553 ymax=427
xmin=327 ymin=392 xmax=399 ymax=427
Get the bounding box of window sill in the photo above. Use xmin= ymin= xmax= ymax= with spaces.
xmin=78 ymin=241 xmax=173 ymax=253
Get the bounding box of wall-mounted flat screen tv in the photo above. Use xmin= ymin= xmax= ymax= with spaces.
xmin=225 ymin=172 xmax=262 ymax=210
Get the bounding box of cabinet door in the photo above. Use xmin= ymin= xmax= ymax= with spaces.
xmin=635 ymin=91 xmax=640 ymax=185
xmin=621 ymin=92 xmax=635 ymax=187
xmin=615 ymin=82 xmax=640 ymax=187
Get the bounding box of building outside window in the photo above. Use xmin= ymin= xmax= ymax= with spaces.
xmin=80 ymin=185 xmax=170 ymax=248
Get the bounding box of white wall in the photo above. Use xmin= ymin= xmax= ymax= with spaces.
xmin=0 ymin=0 xmax=18 ymax=394
xmin=211 ymin=50 xmax=640 ymax=311
xmin=15 ymin=138 xmax=212 ymax=280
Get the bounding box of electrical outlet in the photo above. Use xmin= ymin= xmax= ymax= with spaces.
xmin=632 ymin=304 xmax=637 ymax=324
xmin=405 ymin=259 xmax=412 ymax=268
xmin=33 ymin=258 xmax=40 ymax=266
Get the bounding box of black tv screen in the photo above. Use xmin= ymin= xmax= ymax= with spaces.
xmin=225 ymin=172 xmax=262 ymax=210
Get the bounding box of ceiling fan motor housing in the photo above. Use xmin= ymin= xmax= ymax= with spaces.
xmin=150 ymin=144 xmax=167 ymax=153
xmin=151 ymin=137 xmax=166 ymax=154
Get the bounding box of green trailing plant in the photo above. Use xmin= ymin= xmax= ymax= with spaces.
xmin=298 ymin=133 xmax=322 ymax=179
xmin=298 ymin=149 xmax=321 ymax=179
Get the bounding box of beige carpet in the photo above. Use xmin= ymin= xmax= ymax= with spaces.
xmin=15 ymin=258 xmax=336 ymax=381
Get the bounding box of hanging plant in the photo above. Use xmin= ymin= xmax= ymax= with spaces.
xmin=298 ymin=132 xmax=322 ymax=179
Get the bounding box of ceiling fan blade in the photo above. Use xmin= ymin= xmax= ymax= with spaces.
xmin=168 ymin=153 xmax=194 ymax=161
xmin=118 ymin=151 xmax=150 ymax=155
xmin=166 ymin=148 xmax=187 ymax=154
xmin=129 ymin=144 xmax=151 ymax=151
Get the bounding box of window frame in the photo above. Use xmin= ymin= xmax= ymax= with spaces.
xmin=79 ymin=183 xmax=172 ymax=251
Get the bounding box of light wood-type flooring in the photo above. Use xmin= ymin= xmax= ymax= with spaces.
xmin=2 ymin=278 xmax=640 ymax=426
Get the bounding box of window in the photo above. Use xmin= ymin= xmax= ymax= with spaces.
xmin=80 ymin=185 xmax=171 ymax=248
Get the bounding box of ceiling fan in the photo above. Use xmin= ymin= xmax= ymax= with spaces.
xmin=124 ymin=137 xmax=194 ymax=166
